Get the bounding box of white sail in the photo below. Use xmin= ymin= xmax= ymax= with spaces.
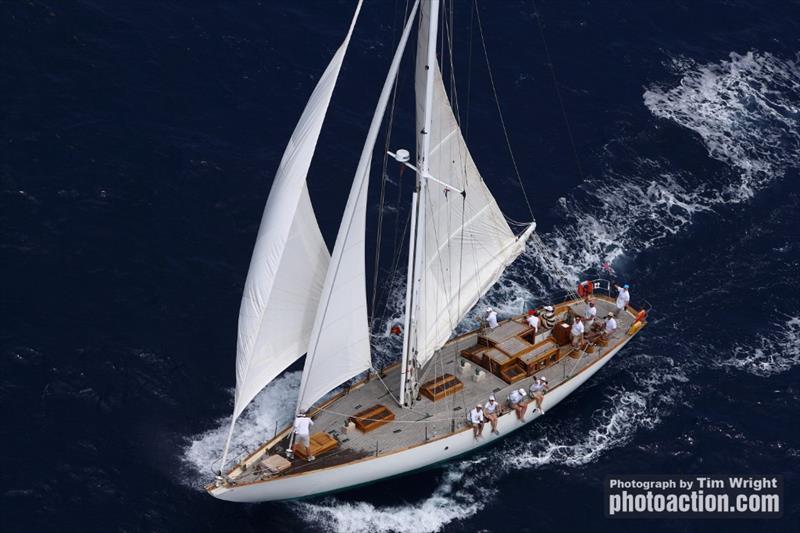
xmin=232 ymin=1 xmax=363 ymax=422
xmin=412 ymin=40 xmax=534 ymax=368
xmin=297 ymin=0 xmax=420 ymax=412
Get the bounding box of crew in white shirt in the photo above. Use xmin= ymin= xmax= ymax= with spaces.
xmin=605 ymin=313 xmax=618 ymax=337
xmin=526 ymin=311 xmax=540 ymax=336
xmin=507 ymin=388 xmax=528 ymax=421
xmin=292 ymin=412 xmax=315 ymax=461
xmin=469 ymin=404 xmax=485 ymax=439
xmin=570 ymin=318 xmax=585 ymax=347
xmin=584 ymin=300 xmax=597 ymax=325
xmin=485 ymin=307 xmax=498 ymax=329
xmin=529 ymin=376 xmax=549 ymax=414
xmin=484 ymin=395 xmax=500 ymax=435
xmin=614 ymin=284 xmax=630 ymax=316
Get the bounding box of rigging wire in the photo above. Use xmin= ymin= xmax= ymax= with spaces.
xmin=531 ymin=0 xmax=586 ymax=182
xmin=370 ymin=0 xmax=410 ymax=328
xmin=473 ymin=0 xmax=535 ymax=222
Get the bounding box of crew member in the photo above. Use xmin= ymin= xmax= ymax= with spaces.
xmin=614 ymin=284 xmax=630 ymax=316
xmin=507 ymin=388 xmax=528 ymax=421
xmin=484 ymin=394 xmax=500 ymax=435
xmin=584 ymin=300 xmax=597 ymax=325
xmin=485 ymin=307 xmax=499 ymax=329
xmin=469 ymin=403 xmax=485 ymax=439
xmin=529 ymin=376 xmax=549 ymax=414
xmin=604 ymin=312 xmax=618 ymax=339
xmin=540 ymin=305 xmax=556 ymax=329
xmin=570 ymin=317 xmax=585 ymax=348
xmin=526 ymin=310 xmax=540 ymax=336
xmin=292 ymin=411 xmax=315 ymax=461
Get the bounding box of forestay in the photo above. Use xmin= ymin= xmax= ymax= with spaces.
xmin=412 ymin=47 xmax=535 ymax=368
xmin=231 ymin=1 xmax=363 ymax=422
xmin=296 ymin=0 xmax=421 ymax=412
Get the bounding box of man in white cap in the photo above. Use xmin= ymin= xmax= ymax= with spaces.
xmin=529 ymin=376 xmax=549 ymax=414
xmin=570 ymin=316 xmax=585 ymax=348
xmin=614 ymin=283 xmax=630 ymax=316
xmin=484 ymin=394 xmax=500 ymax=435
xmin=540 ymin=305 xmax=556 ymax=329
xmin=469 ymin=403 xmax=485 ymax=439
xmin=604 ymin=312 xmax=618 ymax=338
xmin=584 ymin=300 xmax=597 ymax=325
xmin=292 ymin=411 xmax=314 ymax=461
xmin=507 ymin=388 xmax=528 ymax=421
xmin=485 ymin=307 xmax=498 ymax=329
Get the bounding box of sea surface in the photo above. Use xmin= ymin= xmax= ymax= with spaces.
xmin=2 ymin=1 xmax=799 ymax=532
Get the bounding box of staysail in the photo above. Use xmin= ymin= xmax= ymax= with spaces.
xmin=231 ymin=1 xmax=363 ymax=424
xmin=296 ymin=0 xmax=421 ymax=412
xmin=411 ymin=2 xmax=535 ymax=370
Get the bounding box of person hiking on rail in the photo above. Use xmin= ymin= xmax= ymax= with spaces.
xmin=507 ymin=388 xmax=528 ymax=421
xmin=529 ymin=375 xmax=549 ymax=414
xmin=469 ymin=403 xmax=485 ymax=439
xmin=484 ymin=394 xmax=500 ymax=435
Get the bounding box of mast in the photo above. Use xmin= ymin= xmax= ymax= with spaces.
xmin=400 ymin=0 xmax=440 ymax=407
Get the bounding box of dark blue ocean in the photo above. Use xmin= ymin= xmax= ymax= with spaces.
xmin=2 ymin=1 xmax=799 ymax=531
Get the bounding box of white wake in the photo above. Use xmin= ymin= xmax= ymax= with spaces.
xmin=714 ymin=316 xmax=800 ymax=377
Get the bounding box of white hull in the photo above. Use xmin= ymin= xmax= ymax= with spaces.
xmin=210 ymin=334 xmax=633 ymax=503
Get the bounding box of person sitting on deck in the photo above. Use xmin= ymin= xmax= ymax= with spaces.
xmin=584 ymin=300 xmax=597 ymax=325
xmin=292 ymin=411 xmax=315 ymax=462
xmin=570 ymin=318 xmax=585 ymax=348
xmin=484 ymin=394 xmax=500 ymax=435
xmin=529 ymin=375 xmax=549 ymax=414
xmin=469 ymin=403 xmax=485 ymax=439
xmin=604 ymin=313 xmax=618 ymax=339
xmin=539 ymin=305 xmax=556 ymax=329
xmin=485 ymin=307 xmax=499 ymax=329
xmin=614 ymin=284 xmax=630 ymax=317
xmin=526 ymin=310 xmax=540 ymax=337
xmin=507 ymin=388 xmax=528 ymax=421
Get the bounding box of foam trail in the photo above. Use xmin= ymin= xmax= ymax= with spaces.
xmin=500 ymin=354 xmax=687 ymax=470
xmin=295 ymin=461 xmax=493 ymax=533
xmin=715 ymin=316 xmax=800 ymax=377
xmin=180 ymin=371 xmax=301 ymax=487
xmin=644 ymin=51 xmax=800 ymax=201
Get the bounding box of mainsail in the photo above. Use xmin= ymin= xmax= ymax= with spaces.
xmin=230 ymin=1 xmax=363 ymax=427
xmin=296 ymin=0 xmax=421 ymax=412
xmin=409 ymin=0 xmax=535 ymax=373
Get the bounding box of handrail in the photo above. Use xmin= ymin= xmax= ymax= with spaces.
xmin=522 ymin=278 xmax=650 ymax=317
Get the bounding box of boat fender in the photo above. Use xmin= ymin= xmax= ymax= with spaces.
xmin=576 ymin=280 xmax=594 ymax=298
xmin=634 ymin=310 xmax=647 ymax=323
xmin=627 ymin=321 xmax=645 ymax=336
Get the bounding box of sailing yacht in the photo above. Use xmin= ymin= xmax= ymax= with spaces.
xmin=207 ymin=0 xmax=648 ymax=503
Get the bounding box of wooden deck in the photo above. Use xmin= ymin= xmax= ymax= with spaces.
xmin=226 ymin=296 xmax=639 ymax=485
